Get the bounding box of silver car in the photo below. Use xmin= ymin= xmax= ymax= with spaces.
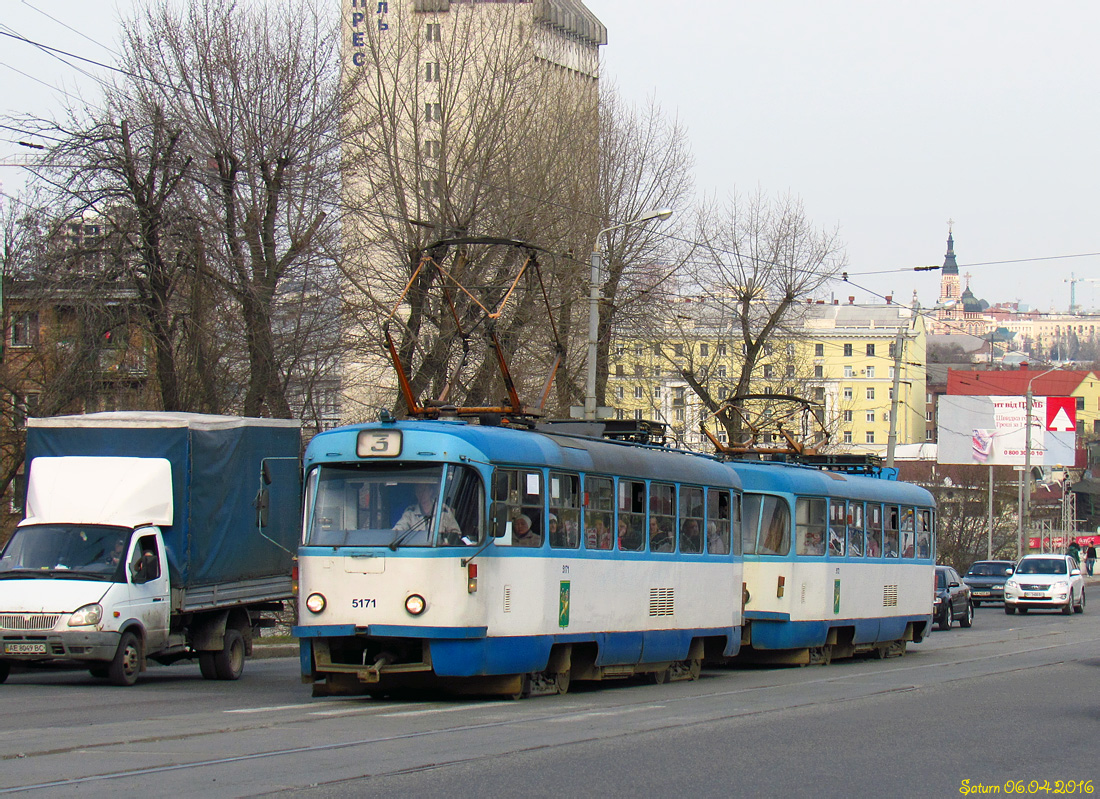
xmin=1003 ymin=554 xmax=1086 ymax=615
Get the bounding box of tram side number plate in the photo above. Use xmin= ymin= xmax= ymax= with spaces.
xmin=5 ymin=643 xmax=47 ymax=654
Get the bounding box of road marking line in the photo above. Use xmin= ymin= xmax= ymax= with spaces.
xmin=378 ymin=705 xmax=470 ymax=718
xmin=224 ymin=703 xmax=318 ymax=714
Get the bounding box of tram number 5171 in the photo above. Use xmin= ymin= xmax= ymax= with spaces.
xmin=352 ymin=598 xmax=376 ymax=609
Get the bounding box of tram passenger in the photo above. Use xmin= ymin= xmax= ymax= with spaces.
xmin=512 ymin=514 xmax=541 ymax=547
xmin=619 ymin=518 xmax=643 ymax=551
xmin=649 ymin=518 xmax=674 ymax=552
xmin=586 ymin=514 xmax=612 ymax=550
xmin=680 ymin=519 xmax=701 ymax=553
xmin=394 ymin=482 xmax=461 ymax=543
xmin=707 ymin=521 xmax=730 ymax=555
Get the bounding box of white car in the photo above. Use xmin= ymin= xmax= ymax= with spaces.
xmin=1003 ymin=554 xmax=1085 ymax=615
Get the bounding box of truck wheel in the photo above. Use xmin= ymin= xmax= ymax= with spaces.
xmin=199 ymin=652 xmax=218 ymax=680
xmin=213 ymin=629 xmax=245 ymax=680
xmin=0 ymin=661 xmax=9 ymax=684
xmin=108 ymin=631 xmax=141 ymax=686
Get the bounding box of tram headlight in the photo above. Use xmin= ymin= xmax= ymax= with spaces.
xmin=405 ymin=593 xmax=427 ymax=616
xmin=305 ymin=593 xmax=327 ymax=614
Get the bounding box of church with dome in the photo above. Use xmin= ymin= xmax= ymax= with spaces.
xmin=932 ymin=227 xmax=992 ymax=336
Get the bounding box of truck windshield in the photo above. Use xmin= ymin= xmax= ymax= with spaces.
xmin=305 ymin=463 xmax=484 ymax=548
xmin=0 ymin=524 xmax=130 ymax=582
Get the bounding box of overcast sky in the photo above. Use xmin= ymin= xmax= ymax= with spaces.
xmin=3 ymin=1 xmax=1100 ymax=314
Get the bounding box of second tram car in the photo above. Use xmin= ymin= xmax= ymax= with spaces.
xmin=730 ymin=461 xmax=935 ymax=664
xmin=294 ymin=418 xmax=744 ymax=697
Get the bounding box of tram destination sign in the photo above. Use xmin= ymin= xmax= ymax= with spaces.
xmin=937 ymin=395 xmax=1076 ymax=466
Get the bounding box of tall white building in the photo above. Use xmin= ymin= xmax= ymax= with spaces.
xmin=338 ymin=0 xmax=606 ymax=421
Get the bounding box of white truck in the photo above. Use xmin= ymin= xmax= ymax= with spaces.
xmin=0 ymin=412 xmax=300 ymax=686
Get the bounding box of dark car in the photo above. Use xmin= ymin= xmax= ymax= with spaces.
xmin=963 ymin=560 xmax=1015 ymax=606
xmin=934 ymin=565 xmax=974 ymax=630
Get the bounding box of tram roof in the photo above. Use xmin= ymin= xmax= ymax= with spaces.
xmin=729 ymin=460 xmax=934 ymax=506
xmin=309 ymin=420 xmax=742 ymax=489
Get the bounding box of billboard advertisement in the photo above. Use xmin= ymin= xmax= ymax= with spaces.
xmin=937 ymin=395 xmax=1076 ymax=466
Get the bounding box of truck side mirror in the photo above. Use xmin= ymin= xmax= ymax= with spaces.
xmin=255 ymin=488 xmax=270 ymax=528
xmin=490 ymin=501 xmax=509 ymax=538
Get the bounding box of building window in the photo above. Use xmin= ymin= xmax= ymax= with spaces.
xmin=717 ymin=344 xmax=727 ymax=356
xmin=843 ymin=343 xmax=853 ymax=357
xmin=866 ymin=344 xmax=875 ymax=357
xmin=615 ymin=365 xmax=624 ymax=377
xmin=866 ymin=387 xmax=875 ymax=400
xmin=813 ymin=387 xmax=824 ymax=402
xmin=866 ymin=431 xmax=875 ymax=444
xmin=424 ymin=62 xmax=440 ymax=82
xmin=700 ymin=343 xmax=709 ymax=357
xmin=786 ymin=365 xmax=795 ymax=377
xmin=889 ymin=366 xmax=895 ymax=379
xmin=634 ymin=386 xmax=643 ymax=399
xmin=426 ymin=22 xmax=441 ymax=42
xmin=674 ymin=344 xmax=684 ymax=357
xmin=616 ymin=386 xmax=624 ymax=400
xmin=11 ymin=311 xmax=38 ymax=347
xmin=815 ymin=343 xmax=824 ymax=357
xmin=843 ymin=431 xmax=852 ymax=444
xmin=652 ymin=366 xmax=662 ymax=378
xmin=866 ymin=366 xmax=875 ymax=379
xmin=634 ymin=364 xmax=644 ymax=377
xmin=423 ymin=139 xmax=440 ymax=158
xmin=889 ymin=342 xmax=897 ymax=358
xmin=926 ymin=392 xmax=933 ymax=403
xmin=634 ymin=409 xmax=643 ymax=420
xmin=425 ymin=102 xmax=442 ymax=122
xmin=675 ymin=408 xmax=685 ymax=422
xmin=717 ymin=365 xmax=726 ymax=377
xmin=926 ymin=430 xmax=934 ymax=441
xmin=844 ymin=365 xmax=853 ymax=378
xmin=888 ymin=388 xmax=894 ymax=400
xmin=843 ymin=387 xmax=853 ymax=399
xmin=12 ymin=393 xmax=39 ymax=428
xmin=926 ymin=410 xmax=933 ymax=422
xmin=654 ymin=386 xmax=661 ymax=398
xmin=763 ymin=364 xmax=773 ymax=379
xmin=1077 ymin=397 xmax=1085 ymax=410
xmin=653 ymin=344 xmax=662 ymax=357
xmin=843 ymin=410 xmax=853 ymax=422
xmin=866 ymin=411 xmax=875 ymax=423
xmin=718 ymin=387 xmax=727 ymax=400
xmin=634 ymin=344 xmax=643 ymax=357
xmin=814 ymin=365 xmax=823 ymax=378
xmin=420 ymin=178 xmax=439 ymax=197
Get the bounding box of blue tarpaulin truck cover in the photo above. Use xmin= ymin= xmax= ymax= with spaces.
xmin=25 ymin=412 xmax=301 ymax=587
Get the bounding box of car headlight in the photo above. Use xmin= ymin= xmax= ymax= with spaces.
xmin=993 ymin=584 xmax=1004 ymax=590
xmin=1053 ymin=581 xmax=1069 ymax=592
xmin=405 ymin=594 xmax=426 ymax=615
xmin=1005 ymin=580 xmax=1018 ymax=590
xmin=68 ymin=603 xmax=102 ymax=627
xmin=305 ymin=593 xmax=327 ymax=614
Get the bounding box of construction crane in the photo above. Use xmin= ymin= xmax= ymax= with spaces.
xmin=1065 ymin=272 xmax=1100 ymax=314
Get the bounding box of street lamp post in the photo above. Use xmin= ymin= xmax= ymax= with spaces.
xmin=583 ymin=208 xmax=673 ymax=421
xmin=1018 ymin=367 xmax=1062 ymax=557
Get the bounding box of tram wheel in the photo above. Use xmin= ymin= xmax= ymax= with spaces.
xmin=509 ymin=674 xmax=531 ymax=701
xmin=649 ymin=668 xmax=669 ymax=685
xmin=555 ymin=671 xmax=570 ymax=695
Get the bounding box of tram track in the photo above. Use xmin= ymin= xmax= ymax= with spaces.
xmin=2 ymin=629 xmax=1095 ymax=795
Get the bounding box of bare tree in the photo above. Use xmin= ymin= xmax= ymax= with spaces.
xmin=677 ymin=190 xmax=846 ymax=442
xmin=120 ymin=0 xmax=344 ymax=418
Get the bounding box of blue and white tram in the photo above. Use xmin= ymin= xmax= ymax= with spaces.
xmin=729 ymin=462 xmax=935 ymax=665
xmin=293 ymin=418 xmax=744 ymax=697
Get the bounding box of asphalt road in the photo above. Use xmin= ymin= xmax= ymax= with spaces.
xmin=1 ymin=606 xmax=1098 ymax=798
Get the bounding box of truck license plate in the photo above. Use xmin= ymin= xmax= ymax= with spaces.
xmin=4 ymin=643 xmax=47 ymax=654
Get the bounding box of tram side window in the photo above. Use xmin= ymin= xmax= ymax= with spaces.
xmin=795 ymin=498 xmax=827 ymax=556
xmin=867 ymin=504 xmax=883 ymax=557
xmin=900 ymin=507 xmax=916 ymax=557
xmin=650 ymin=482 xmax=676 ymax=552
xmin=584 ymin=475 xmax=614 ymax=550
xmin=828 ymin=500 xmax=846 ymax=557
xmin=441 ymin=464 xmax=483 ymax=546
xmin=917 ymin=509 xmax=933 ymax=558
xmin=847 ymin=502 xmax=865 ymax=557
xmin=884 ymin=505 xmax=900 ymax=558
xmin=548 ymin=472 xmax=580 ymax=549
xmin=618 ymin=479 xmax=645 ymax=551
xmin=679 ymin=486 xmax=704 ymax=554
xmin=705 ymin=488 xmax=733 ymax=555
xmin=497 ymin=468 xmax=545 ymax=547
xmin=757 ymin=495 xmax=791 ymax=556
xmin=742 ymin=494 xmax=761 ymax=555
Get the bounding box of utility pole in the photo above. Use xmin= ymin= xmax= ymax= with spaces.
xmin=885 ymin=326 xmax=906 ymax=468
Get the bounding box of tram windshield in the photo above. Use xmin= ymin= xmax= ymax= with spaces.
xmin=304 ymin=463 xmax=484 ymax=548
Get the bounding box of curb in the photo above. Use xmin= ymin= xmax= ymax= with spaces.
xmin=251 ymin=642 xmax=298 ymax=660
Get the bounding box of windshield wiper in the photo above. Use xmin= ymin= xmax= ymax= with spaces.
xmin=389 ymin=517 xmax=430 ymax=551
xmin=0 ymin=569 xmax=59 ymax=579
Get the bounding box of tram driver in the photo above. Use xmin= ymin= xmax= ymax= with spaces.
xmin=394 ymin=482 xmax=464 ymax=544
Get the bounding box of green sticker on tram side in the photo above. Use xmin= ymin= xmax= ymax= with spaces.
xmin=559 ymin=580 xmax=570 ymax=627
xmin=833 ymin=579 xmax=841 ymax=615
